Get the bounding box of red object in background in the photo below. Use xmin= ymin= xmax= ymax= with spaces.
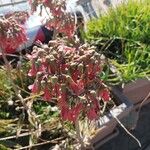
xmin=36 ymin=28 xmax=45 ymax=44
xmin=4 ymin=27 xmax=46 ymax=54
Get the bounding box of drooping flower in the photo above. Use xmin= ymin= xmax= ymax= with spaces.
xmin=27 ymin=38 xmax=110 ymax=123
xmin=28 ymin=63 xmax=37 ymax=77
xmin=52 ymin=84 xmax=60 ymax=98
xmin=60 ymin=64 xmax=69 ymax=73
xmin=87 ymin=63 xmax=95 ymax=80
xmin=67 ymin=76 xmax=84 ymax=95
xmin=61 ymin=106 xmax=69 ymax=121
xmin=71 ymin=70 xmax=80 ymax=82
xmin=58 ymin=85 xmax=67 ymax=108
xmin=99 ymin=89 xmax=110 ymax=102
xmin=38 ymin=63 xmax=46 ymax=73
xmin=59 ymin=89 xmax=69 ymax=121
xmin=67 ymin=103 xmax=83 ymax=122
xmin=88 ymin=92 xmax=100 ymax=112
xmin=28 ymin=82 xmax=39 ymax=93
xmin=43 ymin=86 xmax=52 ymax=101
xmin=0 ymin=17 xmax=27 ymax=52
xmin=87 ymin=108 xmax=98 ymax=120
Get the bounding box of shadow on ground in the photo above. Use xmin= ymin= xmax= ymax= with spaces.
xmin=98 ymin=103 xmax=150 ymax=150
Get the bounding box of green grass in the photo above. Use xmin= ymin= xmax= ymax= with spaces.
xmin=107 ymin=42 xmax=150 ymax=84
xmin=0 ymin=68 xmax=13 ymax=101
xmin=85 ymin=0 xmax=150 ymax=83
xmin=86 ymin=0 xmax=150 ymax=44
xmin=0 ymin=68 xmax=14 ymax=118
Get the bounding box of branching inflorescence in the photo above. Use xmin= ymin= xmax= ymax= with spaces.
xmin=0 ymin=17 xmax=27 ymax=51
xmin=28 ymin=39 xmax=111 ymax=123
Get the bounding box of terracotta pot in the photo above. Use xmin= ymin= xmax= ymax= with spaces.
xmin=123 ymin=79 xmax=150 ymax=107
xmin=89 ymin=86 xmax=132 ymax=149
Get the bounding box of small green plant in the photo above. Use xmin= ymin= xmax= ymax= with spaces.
xmin=0 ymin=144 xmax=10 ymax=150
xmin=0 ymin=68 xmax=13 ymax=101
xmin=84 ymin=0 xmax=150 ymax=83
xmin=86 ymin=0 xmax=150 ymax=44
xmin=0 ymin=68 xmax=14 ymax=118
xmin=109 ymin=42 xmax=150 ymax=83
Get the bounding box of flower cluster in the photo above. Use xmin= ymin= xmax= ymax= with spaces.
xmin=0 ymin=17 xmax=27 ymax=51
xmin=29 ymin=0 xmax=75 ymax=37
xmin=28 ymin=38 xmax=111 ymax=122
xmin=5 ymin=11 xmax=29 ymax=25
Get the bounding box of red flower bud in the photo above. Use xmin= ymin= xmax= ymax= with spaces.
xmin=58 ymin=91 xmax=67 ymax=109
xmin=99 ymin=89 xmax=110 ymax=102
xmin=52 ymin=84 xmax=60 ymax=97
xmin=95 ymin=63 xmax=101 ymax=73
xmin=71 ymin=70 xmax=80 ymax=82
xmin=43 ymin=86 xmax=52 ymax=101
xmin=28 ymin=63 xmax=37 ymax=77
xmin=61 ymin=106 xmax=69 ymax=121
xmin=67 ymin=76 xmax=84 ymax=95
xmin=87 ymin=108 xmax=98 ymax=120
xmin=58 ymin=89 xmax=69 ymax=121
xmin=60 ymin=64 xmax=69 ymax=73
xmin=88 ymin=92 xmax=100 ymax=112
xmin=26 ymin=54 xmax=37 ymax=59
xmin=87 ymin=64 xmax=96 ymax=80
xmin=38 ymin=64 xmax=46 ymax=73
xmin=67 ymin=103 xmax=83 ymax=122
xmin=49 ymin=62 xmax=56 ymax=74
xmin=63 ymin=46 xmax=76 ymax=53
xmin=28 ymin=82 xmax=39 ymax=93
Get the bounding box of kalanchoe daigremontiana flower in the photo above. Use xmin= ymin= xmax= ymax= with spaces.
xmin=0 ymin=17 xmax=27 ymax=51
xmin=28 ymin=38 xmax=111 ymax=122
xmin=5 ymin=11 xmax=29 ymax=25
xmin=29 ymin=0 xmax=75 ymax=38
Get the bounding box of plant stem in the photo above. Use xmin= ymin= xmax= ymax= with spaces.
xmin=0 ymin=48 xmax=19 ymax=94
xmin=15 ymin=137 xmax=64 ymax=150
xmin=75 ymin=119 xmax=85 ymax=149
xmin=0 ymin=47 xmax=41 ymax=142
xmin=101 ymin=101 xmax=107 ymax=114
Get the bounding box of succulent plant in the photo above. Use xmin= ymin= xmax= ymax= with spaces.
xmin=29 ymin=0 xmax=75 ymax=38
xmin=28 ymin=38 xmax=111 ymax=123
xmin=0 ymin=17 xmax=27 ymax=51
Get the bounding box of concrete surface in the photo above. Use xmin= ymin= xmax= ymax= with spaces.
xmin=75 ymin=0 xmax=125 ymax=22
xmin=98 ymin=103 xmax=150 ymax=150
